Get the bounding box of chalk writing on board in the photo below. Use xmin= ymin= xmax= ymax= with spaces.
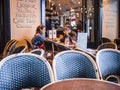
xmin=13 ymin=0 xmax=38 ymax=28
xmin=103 ymin=0 xmax=118 ymax=28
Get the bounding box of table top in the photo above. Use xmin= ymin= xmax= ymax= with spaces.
xmin=40 ymin=78 xmax=120 ymax=90
xmin=47 ymin=38 xmax=75 ymax=49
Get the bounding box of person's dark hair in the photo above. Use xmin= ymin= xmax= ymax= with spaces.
xmin=64 ymin=22 xmax=72 ymax=31
xmin=66 ymin=18 xmax=70 ymax=22
xmin=64 ymin=22 xmax=70 ymax=27
xmin=36 ymin=25 xmax=45 ymax=34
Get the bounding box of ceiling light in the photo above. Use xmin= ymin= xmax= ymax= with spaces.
xmin=59 ymin=3 xmax=61 ymax=6
xmin=70 ymin=8 xmax=75 ymax=12
xmin=78 ymin=2 xmax=80 ymax=4
xmin=49 ymin=0 xmax=51 ymax=2
xmin=52 ymin=3 xmax=54 ymax=6
xmin=51 ymin=7 xmax=53 ymax=10
xmin=60 ymin=7 xmax=62 ymax=10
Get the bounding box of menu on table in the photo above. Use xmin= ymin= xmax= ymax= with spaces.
xmin=77 ymin=33 xmax=87 ymax=51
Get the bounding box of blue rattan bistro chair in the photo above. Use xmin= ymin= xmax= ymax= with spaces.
xmin=0 ymin=53 xmax=54 ymax=90
xmin=24 ymin=39 xmax=33 ymax=51
xmin=96 ymin=49 xmax=120 ymax=84
xmin=2 ymin=39 xmax=17 ymax=55
xmin=10 ymin=45 xmax=27 ymax=54
xmin=97 ymin=42 xmax=117 ymax=51
xmin=53 ymin=50 xmax=100 ymax=81
xmin=2 ymin=39 xmax=18 ymax=58
xmin=75 ymin=48 xmax=96 ymax=61
xmin=43 ymin=39 xmax=58 ymax=59
xmin=57 ymin=44 xmax=71 ymax=52
xmin=30 ymin=48 xmax=45 ymax=57
xmin=102 ymin=37 xmax=111 ymax=43
xmin=114 ymin=38 xmax=120 ymax=50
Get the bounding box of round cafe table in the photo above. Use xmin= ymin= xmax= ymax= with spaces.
xmin=40 ymin=78 xmax=120 ymax=90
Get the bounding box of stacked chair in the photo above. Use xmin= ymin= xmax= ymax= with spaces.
xmin=2 ymin=39 xmax=18 ymax=58
xmin=10 ymin=45 xmax=27 ymax=54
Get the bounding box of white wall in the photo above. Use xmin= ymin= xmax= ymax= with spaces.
xmin=102 ymin=0 xmax=118 ymax=41
xmin=10 ymin=0 xmax=41 ymax=41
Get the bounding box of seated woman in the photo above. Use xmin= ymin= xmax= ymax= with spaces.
xmin=31 ymin=24 xmax=46 ymax=49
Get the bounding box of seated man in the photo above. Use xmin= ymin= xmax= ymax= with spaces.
xmin=64 ymin=22 xmax=77 ymax=41
xmin=60 ymin=26 xmax=76 ymax=45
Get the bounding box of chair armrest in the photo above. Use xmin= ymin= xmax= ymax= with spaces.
xmin=105 ymin=75 xmax=120 ymax=84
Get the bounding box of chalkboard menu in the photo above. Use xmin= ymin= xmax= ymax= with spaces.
xmin=10 ymin=0 xmax=41 ymax=40
xmin=102 ymin=0 xmax=118 ymax=41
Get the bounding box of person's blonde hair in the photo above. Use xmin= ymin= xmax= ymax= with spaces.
xmin=36 ymin=25 xmax=45 ymax=34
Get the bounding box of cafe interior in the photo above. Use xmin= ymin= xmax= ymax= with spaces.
xmin=0 ymin=0 xmax=120 ymax=89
